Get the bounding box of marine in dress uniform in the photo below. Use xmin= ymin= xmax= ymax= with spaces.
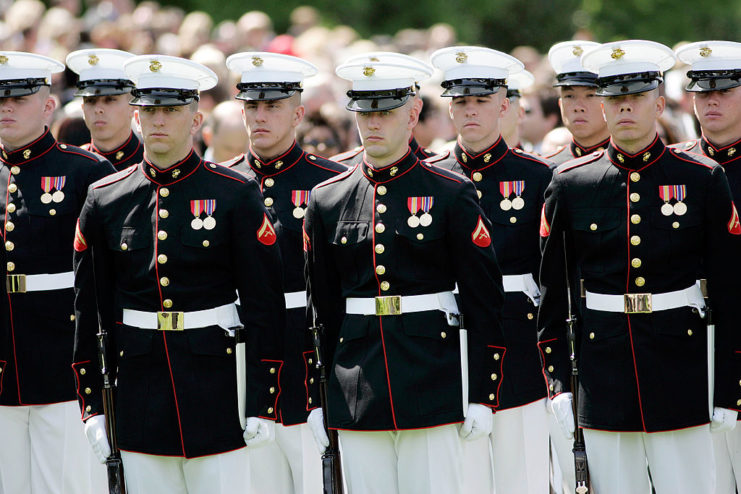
xmin=72 ymin=55 xmax=286 ymax=494
xmin=501 ymin=69 xmax=534 ymax=149
xmin=0 ymin=52 xmax=115 ymax=494
xmin=539 ymin=40 xmax=741 ymax=494
xmin=671 ymin=40 xmax=741 ymax=494
xmin=304 ymin=54 xmax=506 ymax=494
xmin=544 ymin=41 xmax=611 ymax=167
xmin=66 ymin=49 xmax=144 ymax=171
xmin=222 ymin=51 xmax=347 ymax=494
xmin=428 ymin=46 xmax=553 ymax=494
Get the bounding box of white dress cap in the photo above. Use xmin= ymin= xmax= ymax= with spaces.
xmin=430 ymin=46 xmax=523 ymax=82
xmin=226 ymin=52 xmax=318 ymax=84
xmin=676 ymin=41 xmax=741 ymax=71
xmin=507 ymin=70 xmax=534 ymax=98
xmin=581 ymin=40 xmax=675 ymax=79
xmin=0 ymin=51 xmax=64 ymax=82
xmin=66 ymin=48 xmax=135 ymax=96
xmin=548 ymin=40 xmax=600 ymax=87
xmin=124 ymin=55 xmax=217 ymax=92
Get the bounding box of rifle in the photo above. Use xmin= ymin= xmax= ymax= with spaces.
xmin=563 ymin=232 xmax=590 ymax=494
xmin=97 ymin=328 xmax=126 ymax=494
xmin=309 ymin=312 xmax=344 ymax=494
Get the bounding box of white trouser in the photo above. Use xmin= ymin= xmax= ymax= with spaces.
xmin=0 ymin=401 xmax=104 ymax=494
xmin=462 ymin=399 xmax=549 ymax=494
xmin=248 ymin=423 xmax=322 ymax=494
xmin=713 ymin=426 xmax=741 ymax=494
xmin=547 ymin=404 xmax=575 ymax=494
xmin=583 ymin=425 xmax=714 ymax=494
xmin=120 ymin=448 xmax=249 ymax=494
xmin=338 ymin=424 xmax=463 ymax=494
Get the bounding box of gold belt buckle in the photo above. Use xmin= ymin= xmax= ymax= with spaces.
xmin=375 ymin=295 xmax=402 ymax=316
xmin=6 ymin=274 xmax=26 ymax=293
xmin=624 ymin=293 xmax=652 ymax=314
xmin=157 ymin=311 xmax=185 ymax=331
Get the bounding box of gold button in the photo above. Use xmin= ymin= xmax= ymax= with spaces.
xmin=687 ymin=329 xmax=693 ymax=336
xmin=510 ymin=216 xmax=517 ymax=224
xmin=339 ymin=337 xmax=344 ymax=343
xmin=226 ymin=348 xmax=233 ymax=354
xmin=630 ymin=235 xmax=641 ymax=246
xmin=630 ymin=192 xmax=640 ymax=203
xmin=380 ymin=281 xmax=390 ymax=291
xmin=159 ymin=209 xmax=169 ymax=218
xmin=6 ymin=262 xmax=14 ymax=271
xmin=527 ymin=313 xmax=534 ymax=320
xmin=737 ymin=399 xmax=741 ymax=407
xmin=264 ymin=197 xmax=274 ymax=207
xmin=4 ymin=221 xmax=13 ymax=232
xmin=120 ymin=350 xmax=124 ymax=357
xmin=672 ymin=222 xmax=680 ymax=229
xmin=548 ymin=365 xmax=554 ymax=372
xmin=267 ymin=407 xmax=274 ymax=414
xmin=491 ymin=373 xmax=498 ymax=381
xmin=376 ymin=265 xmax=386 ymax=275
xmin=202 ymin=240 xmax=210 ymax=247
xmin=489 ymin=393 xmax=495 ymax=401
xmin=631 ymin=258 xmax=642 ymax=268
xmin=49 ymin=209 xmax=56 ymax=216
xmin=6 ymin=203 xmax=15 ymax=213
xmin=473 ymin=172 xmax=483 ymax=182
xmin=310 ymin=378 xmax=315 ymax=384
xmin=550 ymin=384 xmax=554 ymax=391
xmin=440 ymin=331 xmax=447 ymax=339
xmin=85 ymin=405 xmax=91 ymax=413
xmin=85 ymin=387 xmax=92 ymax=395
xmin=308 ymin=397 xmax=313 ymax=404
xmin=159 ymin=187 xmax=169 ymax=197
xmin=375 ymin=223 xmax=385 ymax=233
xmin=10 ymin=166 xmax=19 ymax=175
xmin=477 ymin=190 xmax=483 ymax=199
xmin=631 ymin=214 xmax=641 ymax=225
xmin=341 ymin=236 xmax=348 ymax=245
xmin=635 ymin=277 xmax=645 ymax=287
xmin=375 ymin=244 xmax=385 ymax=254
xmin=377 ymin=204 xmax=387 ymax=214
xmin=163 ymin=299 xmax=173 ymax=309
xmin=157 ymin=231 xmax=168 ymax=241
xmin=589 ymin=332 xmax=595 ymax=340
xmin=270 ymin=367 xmax=276 ymax=374
xmin=160 ymin=277 xmax=170 ymax=286
xmin=493 ymin=353 xmax=500 ymax=360
xmin=377 ymin=186 xmax=387 ymax=196
xmin=120 ymin=242 xmax=128 ymax=251
xmin=589 ymin=223 xmax=598 ymax=231
xmin=545 ymin=346 xmax=552 ymax=354
xmin=630 ymin=172 xmax=640 ymax=183
xmin=308 ymin=358 xmax=313 ymax=364
xmin=157 ymin=254 xmax=168 ymax=264
xmin=5 ymin=241 xmax=14 ymax=251
xmin=264 ymin=178 xmax=274 ymax=187
xmin=269 ymin=387 xmax=275 ymax=394
xmin=7 ymin=183 xmax=16 ymax=193
xmin=80 ymin=368 xmax=86 ymax=375
xmin=70 ymin=314 xmax=75 ymax=321
xmin=416 ymin=233 xmax=424 ymax=240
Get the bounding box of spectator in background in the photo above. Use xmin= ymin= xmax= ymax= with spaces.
xmin=502 ymin=70 xmax=535 ymax=149
xmin=202 ymin=100 xmax=249 ymax=162
xmin=237 ymin=11 xmax=273 ymax=51
xmin=297 ymin=112 xmax=342 ymax=158
xmin=413 ymin=95 xmax=455 ymax=152
xmin=520 ymin=90 xmax=561 ymax=153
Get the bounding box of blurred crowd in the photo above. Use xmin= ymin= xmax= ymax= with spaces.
xmin=0 ymin=0 xmax=703 ymax=160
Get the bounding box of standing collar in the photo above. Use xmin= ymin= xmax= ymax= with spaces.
xmin=141 ymin=149 xmax=202 ymax=185
xmin=701 ymin=135 xmax=741 ymax=165
xmin=607 ymin=134 xmax=666 ymax=170
xmin=454 ymin=135 xmax=509 ymax=170
xmin=362 ymin=147 xmax=418 ymax=184
xmin=89 ymin=132 xmax=142 ymax=166
xmin=570 ymin=135 xmax=610 ymax=158
xmin=246 ymin=141 xmax=304 ymax=176
xmin=0 ymin=127 xmax=56 ymax=165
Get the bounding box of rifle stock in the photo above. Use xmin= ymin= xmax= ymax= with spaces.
xmin=98 ymin=329 xmax=126 ymax=494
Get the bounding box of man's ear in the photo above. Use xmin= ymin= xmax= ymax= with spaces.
xmin=190 ymin=111 xmax=204 ymax=136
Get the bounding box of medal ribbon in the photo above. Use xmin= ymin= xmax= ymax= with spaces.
xmin=513 ymin=181 xmax=525 ymax=196
xmin=41 ymin=177 xmax=53 ymax=193
xmin=204 ymin=200 xmax=216 ymax=215
xmin=499 ymin=181 xmax=513 ymax=198
xmin=190 ymin=200 xmax=204 ymax=217
xmin=53 ymin=176 xmax=66 ymax=191
xmin=421 ymin=196 xmax=434 ymax=213
xmin=292 ymin=190 xmax=310 ymax=207
xmin=658 ymin=185 xmax=675 ymax=202
xmin=407 ymin=197 xmax=421 ymax=214
xmin=674 ymin=185 xmax=686 ymax=201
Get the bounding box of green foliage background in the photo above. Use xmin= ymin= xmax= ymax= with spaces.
xmin=163 ymin=0 xmax=740 ymax=51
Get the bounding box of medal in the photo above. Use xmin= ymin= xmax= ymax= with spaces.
xmin=500 ymin=198 xmax=512 ymax=211
xmin=673 ymin=185 xmax=687 ymax=216
xmin=511 ymin=197 xmax=525 ymax=210
xmin=419 ymin=212 xmax=432 ymax=227
xmin=291 ymin=190 xmax=310 ymax=221
xmin=41 ymin=177 xmax=53 ymax=204
xmin=191 ymin=217 xmax=204 ymax=230
xmin=203 ymin=200 xmax=217 ymax=230
xmin=407 ymin=215 xmax=420 ymax=228
xmin=511 ymin=181 xmax=525 ymax=210
xmin=419 ymin=196 xmax=434 ymax=227
xmin=293 ymin=207 xmax=305 ymax=219
xmin=51 ymin=177 xmax=66 ymax=203
xmin=203 ymin=216 xmax=216 ymax=230
xmin=673 ymin=202 xmax=687 ymax=216
xmin=190 ymin=199 xmax=205 ymax=230
xmin=407 ymin=196 xmax=422 ymax=228
xmin=661 ymin=203 xmax=674 ymax=216
xmin=52 ymin=191 xmax=65 ymax=203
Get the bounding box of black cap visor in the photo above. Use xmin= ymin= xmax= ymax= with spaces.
xmin=346 ymin=88 xmax=414 ymax=112
xmin=554 ymin=71 xmax=598 ymax=88
xmin=75 ymin=79 xmax=134 ymax=97
xmin=235 ymin=82 xmax=302 ymax=101
xmin=506 ymin=89 xmax=522 ymax=99
xmin=130 ymin=88 xmax=199 ymax=107
xmin=0 ymin=78 xmax=48 ymax=98
xmin=685 ymin=70 xmax=741 ymax=92
xmin=596 ymin=72 xmax=662 ymax=96
xmin=440 ymin=78 xmax=505 ymax=98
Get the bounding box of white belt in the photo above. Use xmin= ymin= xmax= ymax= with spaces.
xmin=453 ymin=273 xmax=541 ymax=306
xmin=122 ymin=303 xmax=240 ymax=331
xmin=585 ymin=282 xmax=705 ymax=314
xmin=235 ymin=291 xmax=307 ymax=310
xmin=6 ymin=271 xmax=74 ymax=293
xmin=346 ymin=291 xmax=458 ymax=321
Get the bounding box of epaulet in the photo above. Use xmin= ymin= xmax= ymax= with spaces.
xmin=57 ymin=143 xmax=104 ymax=162
xmin=422 ymin=150 xmax=450 ymax=164
xmin=667 ymin=147 xmax=717 ymax=169
xmin=203 ymin=161 xmax=249 ymax=183
xmin=511 ymin=147 xmax=553 ymax=168
xmin=92 ymin=164 xmax=137 ymax=188
xmin=556 ymin=149 xmax=604 ymax=174
xmin=304 ymin=153 xmax=348 ymax=173
xmin=542 ymin=144 xmax=567 ymax=160
xmin=219 ymin=153 xmax=246 ymax=168
xmin=330 ymin=146 xmax=363 ymax=163
xmin=421 ymin=161 xmax=467 ymax=183
xmin=80 ymin=143 xmax=92 ymax=151
xmin=668 ymin=139 xmax=700 ymax=153
xmin=314 ymin=163 xmax=357 ymax=189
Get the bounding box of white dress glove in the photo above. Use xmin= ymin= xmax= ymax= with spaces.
xmin=549 ymin=392 xmax=575 ymax=440
xmin=307 ymin=408 xmax=330 ymax=453
xmin=711 ymin=407 xmax=738 ymax=433
xmin=459 ymin=403 xmax=493 ymax=441
xmin=84 ymin=415 xmax=111 ymax=464
xmin=243 ymin=417 xmax=274 ymax=447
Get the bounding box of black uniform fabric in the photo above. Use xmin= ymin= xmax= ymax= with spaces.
xmin=72 ymin=150 xmax=286 ymax=458
xmin=0 ymin=128 xmax=114 ymax=405
xmin=331 ymin=137 xmax=435 ymax=168
xmin=224 ymin=142 xmax=347 ymax=425
xmin=304 ymin=148 xmax=506 ymax=431
xmin=428 ymin=137 xmax=553 ymax=410
xmin=83 ymin=131 xmax=144 ymax=172
xmin=538 ymin=135 xmax=741 ymax=432
xmin=673 ymin=137 xmax=741 ymax=203
xmin=543 ymin=136 xmax=611 ymax=167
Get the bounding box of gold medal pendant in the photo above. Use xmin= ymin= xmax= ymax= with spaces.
xmin=500 ymin=198 xmax=512 ymax=211
xmin=511 ymin=197 xmax=525 ymax=210
xmin=407 ymin=215 xmax=420 ymax=228
xmin=673 ymin=201 xmax=687 ymax=216
xmin=41 ymin=192 xmax=53 ymax=204
xmin=191 ymin=217 xmax=204 ymax=230
xmin=203 ymin=216 xmax=216 ymax=230
xmin=52 ymin=190 xmax=65 ymax=203
xmin=660 ymin=203 xmax=673 ymax=216
xmin=293 ymin=207 xmax=305 ymax=219
xmin=419 ymin=212 xmax=432 ymax=227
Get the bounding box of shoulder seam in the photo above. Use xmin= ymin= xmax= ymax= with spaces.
xmin=93 ymin=166 xmax=136 ymax=188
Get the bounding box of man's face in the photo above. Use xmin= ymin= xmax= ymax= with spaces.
xmin=81 ymin=93 xmax=134 ymax=143
xmin=449 ymin=92 xmax=507 ymax=147
xmin=0 ymin=90 xmax=53 ymax=148
xmin=693 ymin=86 xmax=741 ymax=140
xmin=242 ymin=96 xmax=302 ymax=155
xmin=500 ymin=96 xmax=524 ymax=142
xmin=559 ymin=85 xmax=606 ymax=142
xmin=356 ymin=102 xmax=416 ymax=162
xmin=601 ymin=90 xmax=664 ymax=146
xmin=136 ymin=104 xmax=199 ymax=157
